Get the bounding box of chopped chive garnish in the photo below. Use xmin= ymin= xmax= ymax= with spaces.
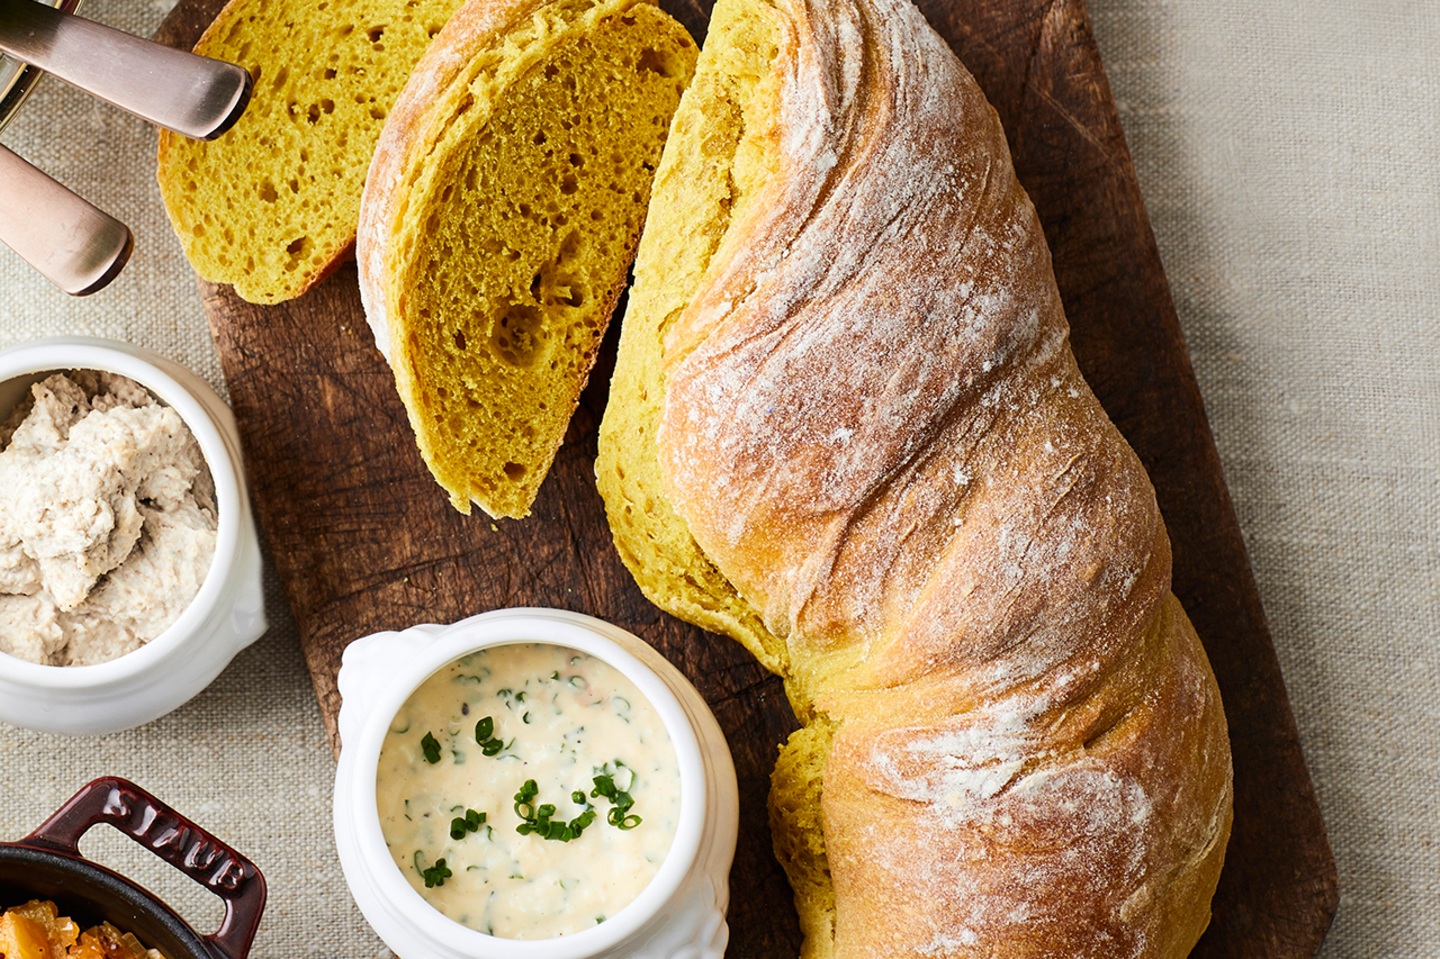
xmin=420 ymin=732 xmax=441 ymax=764
xmin=475 ymin=716 xmax=494 ymax=741
xmin=591 ymin=765 xmax=641 ymax=830
xmin=514 ymin=779 xmax=539 ymax=820
xmin=572 ymin=790 xmax=586 ymax=804
xmin=418 ymin=855 xmax=452 ymax=888
xmin=474 ymin=716 xmax=504 ymax=756
xmin=449 ymin=808 xmax=487 ymax=840
xmin=512 ymin=780 xmax=599 ymax=842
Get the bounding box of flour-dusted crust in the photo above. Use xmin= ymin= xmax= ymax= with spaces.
xmin=645 ymin=0 xmax=1234 ymax=954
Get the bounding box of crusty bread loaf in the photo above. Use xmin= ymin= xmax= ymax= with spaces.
xmin=156 ymin=0 xmax=465 ymax=304
xmin=596 ymin=0 xmax=1234 ymax=954
xmin=358 ymin=0 xmax=696 ymax=518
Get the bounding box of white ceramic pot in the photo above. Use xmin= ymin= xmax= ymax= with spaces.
xmin=0 ymin=336 xmax=268 ymax=734
xmin=334 ymin=608 xmax=738 ymax=959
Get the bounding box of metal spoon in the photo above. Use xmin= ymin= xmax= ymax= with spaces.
xmin=0 ymin=142 xmax=132 ymax=295
xmin=0 ymin=0 xmax=252 ymax=294
xmin=0 ymin=0 xmax=252 ymax=140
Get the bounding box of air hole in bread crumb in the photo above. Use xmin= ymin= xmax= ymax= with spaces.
xmin=271 ymin=65 xmax=288 ymax=90
xmin=284 ymin=235 xmax=312 ymax=269
xmin=258 ymin=180 xmax=278 ymax=203
xmin=560 ymin=174 xmax=579 ymax=195
xmin=367 ymin=25 xmax=385 ymax=42
xmin=637 ymin=48 xmax=671 ymax=76
xmin=492 ymin=304 xmax=545 ymax=368
xmin=503 ymin=462 xmax=527 ymax=481
xmin=453 ymin=329 xmax=467 ymax=350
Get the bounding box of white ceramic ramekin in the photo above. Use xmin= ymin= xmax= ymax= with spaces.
xmin=334 ymin=608 xmax=738 ymax=959
xmin=0 ymin=335 xmax=268 ymax=734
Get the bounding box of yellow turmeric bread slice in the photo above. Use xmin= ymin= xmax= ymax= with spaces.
xmin=593 ymin=0 xmax=787 ymax=677
xmin=157 ymin=0 xmax=466 ymax=304
xmin=358 ymin=0 xmax=696 ymax=518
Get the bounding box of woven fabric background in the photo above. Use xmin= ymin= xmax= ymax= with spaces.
xmin=2 ymin=0 xmax=1436 ymax=955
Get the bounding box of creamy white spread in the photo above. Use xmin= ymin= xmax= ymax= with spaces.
xmin=0 ymin=371 xmax=218 ymax=666
xmin=376 ymin=643 xmax=680 ymax=939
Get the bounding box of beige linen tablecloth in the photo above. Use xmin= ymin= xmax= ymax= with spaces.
xmin=2 ymin=0 xmax=1436 ymax=955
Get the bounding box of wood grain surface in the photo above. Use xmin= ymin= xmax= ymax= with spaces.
xmin=156 ymin=0 xmax=1338 ymax=954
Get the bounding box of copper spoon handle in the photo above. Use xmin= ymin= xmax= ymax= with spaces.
xmin=0 ymin=143 xmax=132 ymax=295
xmin=0 ymin=0 xmax=251 ymax=140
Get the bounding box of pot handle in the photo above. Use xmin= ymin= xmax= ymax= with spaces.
xmin=22 ymin=777 xmax=266 ymax=959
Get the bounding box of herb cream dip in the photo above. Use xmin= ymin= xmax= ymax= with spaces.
xmin=376 ymin=643 xmax=681 ymax=939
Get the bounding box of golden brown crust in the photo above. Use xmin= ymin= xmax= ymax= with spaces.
xmin=641 ymin=0 xmax=1234 ymax=954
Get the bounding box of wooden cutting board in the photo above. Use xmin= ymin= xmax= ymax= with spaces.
xmin=157 ymin=0 xmax=1338 ymax=955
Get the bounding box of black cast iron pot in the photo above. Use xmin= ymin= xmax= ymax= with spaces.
xmin=0 ymin=777 xmax=266 ymax=959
